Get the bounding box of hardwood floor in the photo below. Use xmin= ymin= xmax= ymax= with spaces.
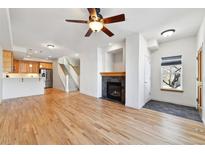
xmin=0 ymin=88 xmax=205 ymax=144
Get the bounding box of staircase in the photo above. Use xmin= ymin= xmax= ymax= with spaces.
xmin=58 ymin=56 xmax=80 ymax=92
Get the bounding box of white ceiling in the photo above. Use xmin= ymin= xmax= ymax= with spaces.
xmin=9 ymin=8 xmax=205 ymax=59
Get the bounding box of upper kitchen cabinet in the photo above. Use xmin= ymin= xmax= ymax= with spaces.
xmin=39 ymin=62 xmax=52 ymax=69
xmin=18 ymin=61 xmax=39 ymax=73
xmin=14 ymin=60 xmax=52 ymax=73
xmin=13 ymin=59 xmax=19 ymax=73
xmin=29 ymin=61 xmax=39 ymax=73
xmin=3 ymin=50 xmax=13 ymax=73
xmin=18 ymin=60 xmax=27 ymax=73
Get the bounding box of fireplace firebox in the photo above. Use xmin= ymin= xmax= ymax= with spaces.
xmin=107 ymin=82 xmax=122 ymax=102
xmin=101 ymin=76 xmax=125 ymax=104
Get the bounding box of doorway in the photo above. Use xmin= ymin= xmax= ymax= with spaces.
xmin=197 ymin=47 xmax=203 ymax=113
xmin=144 ymin=55 xmax=151 ymax=103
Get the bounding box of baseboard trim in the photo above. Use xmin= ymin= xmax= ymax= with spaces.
xmin=203 ymin=116 xmax=205 ymax=125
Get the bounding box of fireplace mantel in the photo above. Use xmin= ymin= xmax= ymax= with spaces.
xmin=100 ymin=72 xmax=126 ymax=77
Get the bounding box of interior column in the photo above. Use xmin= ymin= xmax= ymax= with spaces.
xmin=125 ymin=33 xmax=145 ymax=109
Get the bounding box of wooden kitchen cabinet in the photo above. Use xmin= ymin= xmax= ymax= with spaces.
xmin=19 ymin=60 xmax=27 ymax=73
xmin=12 ymin=60 xmax=52 ymax=73
xmin=3 ymin=50 xmax=13 ymax=73
xmin=30 ymin=62 xmax=39 ymax=73
xmin=39 ymin=62 xmax=52 ymax=69
xmin=18 ymin=61 xmax=39 ymax=73
xmin=13 ymin=59 xmax=19 ymax=73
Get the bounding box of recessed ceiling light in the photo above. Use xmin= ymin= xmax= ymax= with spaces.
xmin=48 ymin=55 xmax=52 ymax=58
xmin=161 ymin=29 xmax=175 ymax=38
xmin=47 ymin=44 xmax=55 ymax=49
xmin=26 ymin=55 xmax=31 ymax=58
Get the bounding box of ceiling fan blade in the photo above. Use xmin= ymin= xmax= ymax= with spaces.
xmin=87 ymin=8 xmax=97 ymax=17
xmin=103 ymin=14 xmax=125 ymax=24
xmin=65 ymin=19 xmax=88 ymax=24
xmin=85 ymin=28 xmax=93 ymax=37
xmin=101 ymin=26 xmax=114 ymax=37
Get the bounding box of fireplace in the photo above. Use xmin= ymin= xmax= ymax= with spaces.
xmin=101 ymin=73 xmax=125 ymax=104
xmin=107 ymin=82 xmax=122 ymax=102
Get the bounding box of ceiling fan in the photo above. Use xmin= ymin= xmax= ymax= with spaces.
xmin=65 ymin=8 xmax=125 ymax=37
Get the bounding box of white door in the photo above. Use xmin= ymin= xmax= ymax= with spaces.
xmin=144 ymin=56 xmax=151 ymax=103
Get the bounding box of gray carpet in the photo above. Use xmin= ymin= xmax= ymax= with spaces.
xmin=143 ymin=100 xmax=202 ymax=122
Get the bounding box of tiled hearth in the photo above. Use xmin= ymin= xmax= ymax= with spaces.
xmin=101 ymin=72 xmax=125 ymax=104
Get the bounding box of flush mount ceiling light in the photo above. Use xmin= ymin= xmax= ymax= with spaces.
xmin=161 ymin=29 xmax=175 ymax=37
xmin=74 ymin=53 xmax=79 ymax=57
xmin=89 ymin=21 xmax=104 ymax=32
xmin=47 ymin=44 xmax=55 ymax=49
xmin=108 ymin=43 xmax=112 ymax=46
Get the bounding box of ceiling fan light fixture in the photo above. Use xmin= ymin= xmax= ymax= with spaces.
xmin=161 ymin=29 xmax=175 ymax=38
xmin=65 ymin=9 xmax=125 ymax=37
xmin=89 ymin=21 xmax=103 ymax=32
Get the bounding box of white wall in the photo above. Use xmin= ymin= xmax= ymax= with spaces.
xmin=0 ymin=46 xmax=2 ymax=103
xmin=101 ymin=41 xmax=126 ymax=72
xmin=112 ymin=50 xmax=124 ymax=72
xmin=97 ymin=48 xmax=103 ymax=98
xmin=197 ymin=17 xmax=205 ymax=123
xmin=104 ymin=49 xmax=124 ymax=72
xmin=52 ymin=59 xmax=65 ymax=91
xmin=151 ymin=36 xmax=196 ymax=107
xmin=80 ymin=47 xmax=98 ymax=97
xmin=125 ymin=33 xmax=150 ymax=109
xmin=197 ymin=17 xmax=205 ymax=50
xmin=104 ymin=52 xmax=113 ymax=72
xmin=141 ymin=35 xmax=152 ymax=103
xmin=126 ymin=34 xmax=140 ymax=108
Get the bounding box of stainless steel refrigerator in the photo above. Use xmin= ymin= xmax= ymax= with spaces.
xmin=40 ymin=69 xmax=53 ymax=88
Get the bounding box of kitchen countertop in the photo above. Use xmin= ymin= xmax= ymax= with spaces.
xmin=3 ymin=77 xmax=43 ymax=79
